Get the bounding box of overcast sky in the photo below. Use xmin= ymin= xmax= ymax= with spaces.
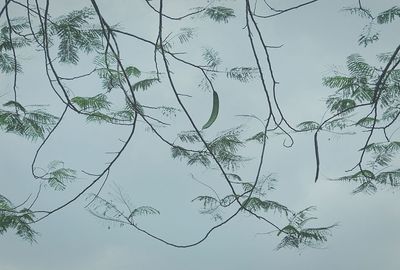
xmin=1 ymin=0 xmax=400 ymax=269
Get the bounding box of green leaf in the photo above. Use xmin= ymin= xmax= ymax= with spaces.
xmin=0 ymin=104 xmax=58 ymax=141
xmin=352 ymin=181 xmax=377 ymax=194
xmin=227 ymin=67 xmax=257 ymax=82
xmin=346 ymin=54 xmax=374 ymax=78
xmin=377 ymin=6 xmax=400 ymax=24
xmin=176 ymin=27 xmax=196 ymax=44
xmin=46 ymin=161 xmax=76 ymax=191
xmin=357 ymin=170 xmax=376 ymax=179
xmin=355 ymin=117 xmax=377 ymax=127
xmin=358 ymin=31 xmax=379 ymax=47
xmin=323 ymin=75 xmax=356 ymax=89
xmin=376 ymin=169 xmax=400 ymax=187
xmin=125 ymin=66 xmax=141 ymax=77
xmin=177 ymin=130 xmax=202 ymax=143
xmin=297 ymin=121 xmax=319 ymax=131
xmin=226 ymin=173 xmax=242 ymax=182
xmin=341 ymin=7 xmax=373 ymax=19
xmin=53 ymin=7 xmax=102 ymax=64
xmin=220 ymin=194 xmax=236 ymax=207
xmin=278 ymin=224 xmax=299 ymax=236
xmin=0 ymin=52 xmax=21 ymax=73
xmin=202 ymin=48 xmax=221 ymax=69
xmin=86 ymin=112 xmax=114 ymax=123
xmin=186 ymin=152 xmax=212 ymax=167
xmin=205 ymin=6 xmax=235 ymax=23
xmin=192 ymin=195 xmax=219 ymax=209
xmin=71 ymin=94 xmax=111 ymax=111
xmin=330 ymin=98 xmax=356 ymax=112
xmin=0 ymin=194 xmax=37 ymax=242
xmin=129 ymin=206 xmax=159 ymax=218
xmin=241 ymin=182 xmax=254 ymax=192
xmin=242 ymin=197 xmax=289 ymax=215
xmin=334 ymin=170 xmax=375 ymax=182
xmin=3 ymin=100 xmax=26 ymax=113
xmin=202 ymin=90 xmax=219 ymax=129
xmin=0 ymin=17 xmax=31 ymax=51
xmin=131 ymin=78 xmax=158 ymax=91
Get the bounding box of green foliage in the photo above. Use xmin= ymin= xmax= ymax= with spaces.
xmin=172 ymin=127 xmax=246 ymax=170
xmin=158 ymin=106 xmax=179 ymax=117
xmin=95 ymin=53 xmax=158 ymax=92
xmin=131 ymin=78 xmax=159 ymax=91
xmin=323 ymin=51 xmax=398 ymax=118
xmin=323 ymin=117 xmax=350 ymax=131
xmin=342 ymin=7 xmax=373 ymax=19
xmin=376 ymin=6 xmax=400 ymax=24
xmin=95 ymin=53 xmax=122 ymax=90
xmin=128 ymin=206 xmax=160 ymax=219
xmin=0 ymin=18 xmax=29 ymax=73
xmin=346 ymin=54 xmax=374 ymax=78
xmin=177 ymin=130 xmax=202 ymax=143
xmin=0 ymin=52 xmax=20 ymax=73
xmin=0 ymin=195 xmax=37 ymax=242
xmin=246 ymin=131 xmax=265 ymax=143
xmin=329 ymin=98 xmax=357 ymax=113
xmin=175 ymin=27 xmax=196 ymax=44
xmin=192 ymin=195 xmax=219 ymax=210
xmin=86 ymin=112 xmax=114 ymax=123
xmin=297 ymin=121 xmax=319 ymax=132
xmin=204 ymin=6 xmax=235 ymax=23
xmin=332 ymin=167 xmax=400 ymax=194
xmin=377 ymin=51 xmax=400 ymax=63
xmin=51 ymin=7 xmax=103 ymax=64
xmin=355 ymin=117 xmax=377 ymax=127
xmin=44 ymin=161 xmax=76 ymax=191
xmin=376 ymin=169 xmax=400 ymax=187
xmin=276 ymin=207 xmax=336 ymax=249
xmin=125 ymin=66 xmax=141 ymax=77
xmin=88 ymin=191 xmax=159 ymax=227
xmin=202 ymin=48 xmax=221 ymax=70
xmin=320 ymin=36 xmax=400 ymax=192
xmin=193 ymin=174 xmax=283 ymax=218
xmin=0 ymin=1 xmax=349 ymax=249
xmin=358 ymin=22 xmax=379 ymax=47
xmin=242 ymin=197 xmax=289 ymax=215
xmin=0 ymin=101 xmax=58 ymax=140
xmin=208 ymin=127 xmax=246 ymax=170
xmin=345 ymin=5 xmax=400 ymax=46
xmin=0 ymin=17 xmax=30 ymax=50
xmin=71 ymin=94 xmax=111 ymax=112
xmin=363 ymin=141 xmax=400 ymax=168
xmin=227 ymin=67 xmax=258 ymax=82
xmin=324 ymin=54 xmax=374 ymax=114
xmin=323 ymin=75 xmax=356 ymax=89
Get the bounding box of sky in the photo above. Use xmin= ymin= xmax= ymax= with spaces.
xmin=1 ymin=0 xmax=400 ymax=269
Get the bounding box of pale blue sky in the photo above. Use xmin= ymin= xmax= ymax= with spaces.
xmin=1 ymin=0 xmax=400 ymax=269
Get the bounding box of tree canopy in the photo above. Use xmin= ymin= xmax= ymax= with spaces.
xmin=1 ymin=0 xmax=399 ymax=254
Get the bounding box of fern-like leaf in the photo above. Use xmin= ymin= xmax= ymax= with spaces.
xmin=205 ymin=6 xmax=235 ymax=23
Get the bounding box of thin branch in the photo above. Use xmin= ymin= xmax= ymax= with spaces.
xmin=254 ymin=0 xmax=319 ymax=19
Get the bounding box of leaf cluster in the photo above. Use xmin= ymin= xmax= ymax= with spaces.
xmin=172 ymin=127 xmax=246 ymax=170
xmin=0 ymin=195 xmax=37 ymax=242
xmin=50 ymin=7 xmax=103 ymax=64
xmin=0 ymin=101 xmax=58 ymax=140
xmin=0 ymin=18 xmax=29 ymax=73
xmin=204 ymin=6 xmax=235 ymax=23
xmin=88 ymin=191 xmax=159 ymax=227
xmin=41 ymin=161 xmax=76 ymax=191
xmin=343 ymin=5 xmax=400 ymax=46
xmin=276 ymin=207 xmax=336 ymax=249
